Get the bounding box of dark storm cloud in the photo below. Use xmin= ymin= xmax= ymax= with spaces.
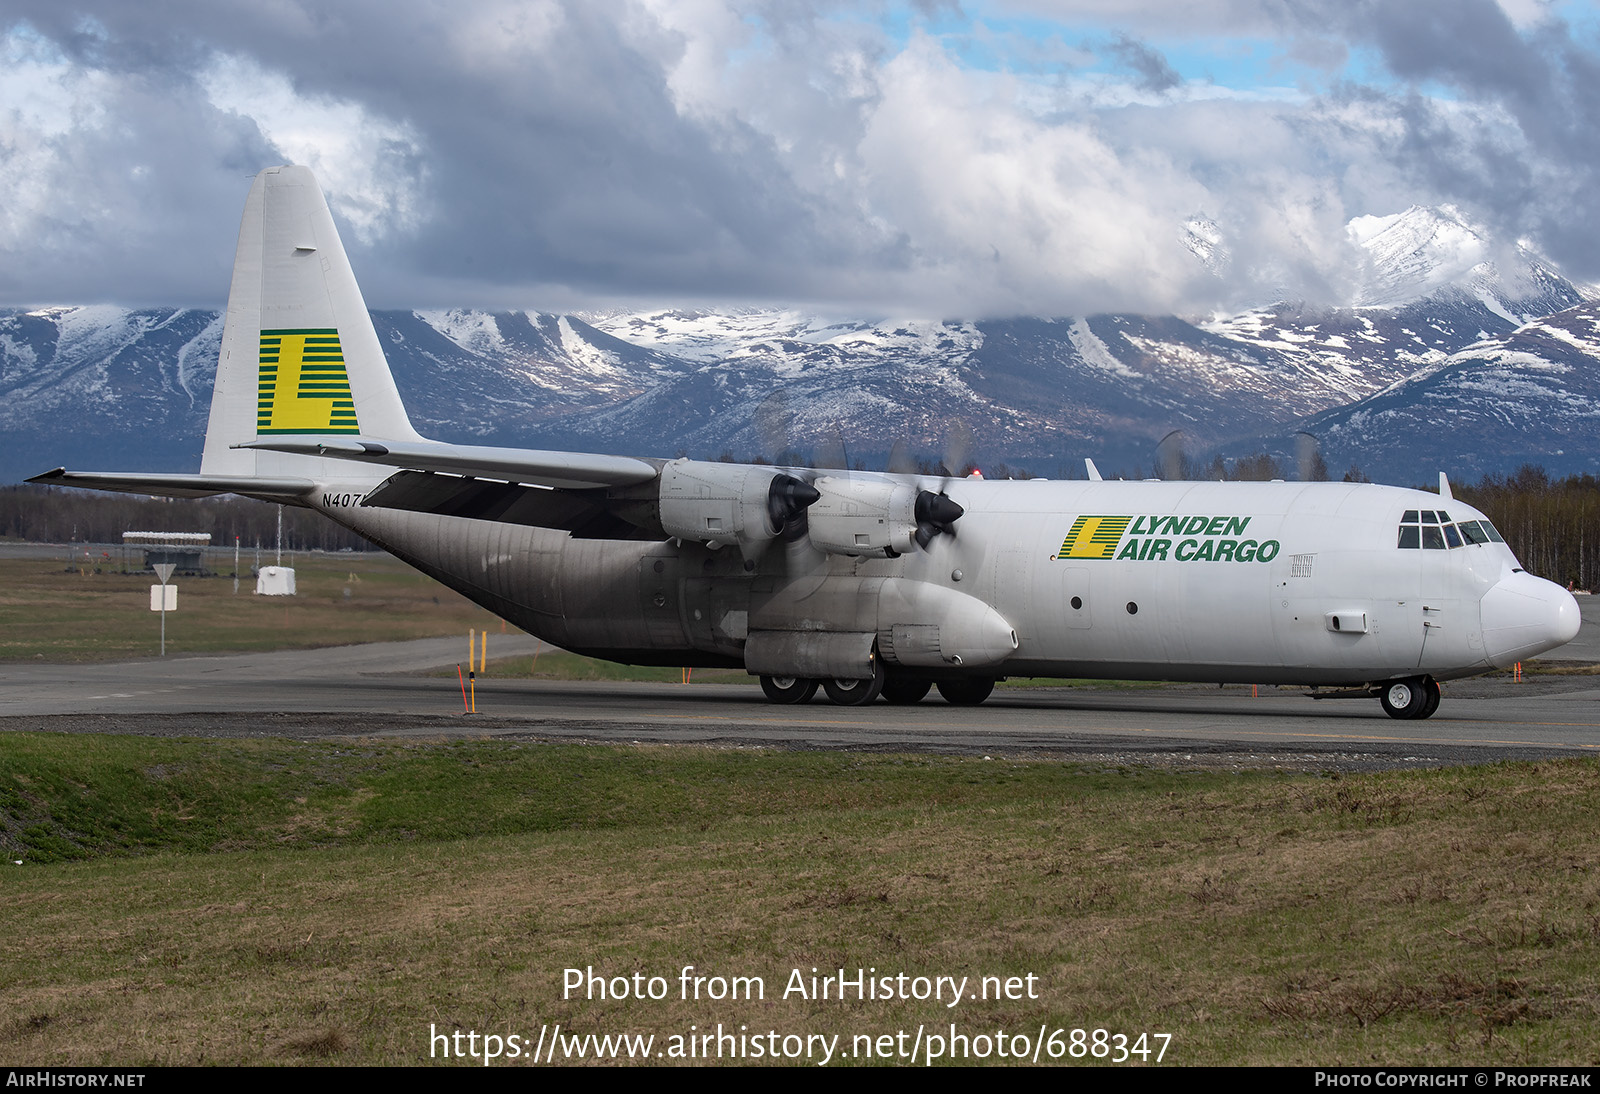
xmin=0 ymin=47 xmax=280 ymax=305
xmin=1 ymin=1 xmax=873 ymax=307
xmin=1105 ymin=34 xmax=1181 ymax=93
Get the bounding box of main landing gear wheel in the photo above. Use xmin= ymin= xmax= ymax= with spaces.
xmin=936 ymin=678 xmax=995 ymax=706
xmin=881 ymin=676 xmax=933 ymax=705
xmin=1418 ymin=678 xmax=1441 ymax=718
xmin=760 ymin=676 xmax=818 ymax=704
xmin=1379 ymin=677 xmax=1439 ymax=720
xmin=823 ymin=676 xmax=885 ymax=706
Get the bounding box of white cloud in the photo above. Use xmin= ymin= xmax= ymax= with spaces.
xmin=199 ymin=53 xmax=425 ymax=244
xmin=849 ymin=36 xmax=1209 ymax=313
xmin=1 ymin=1 xmax=1597 ymax=316
xmin=0 ymin=28 xmax=109 ymax=246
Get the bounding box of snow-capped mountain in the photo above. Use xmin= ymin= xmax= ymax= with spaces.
xmin=1 ymin=306 xmax=223 ymax=475
xmin=1263 ymin=302 xmax=1600 ymax=484
xmin=1348 ymin=204 xmax=1579 ymax=320
xmin=3 ymin=205 xmax=1595 ymax=486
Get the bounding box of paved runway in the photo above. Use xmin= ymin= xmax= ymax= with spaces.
xmin=4 ymin=633 xmax=1600 ymax=768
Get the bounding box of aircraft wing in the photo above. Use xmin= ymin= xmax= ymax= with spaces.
xmin=236 ymin=438 xmax=661 ymax=490
xmin=27 ymin=468 xmax=318 ymax=500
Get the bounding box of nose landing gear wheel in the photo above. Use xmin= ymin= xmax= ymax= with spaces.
xmin=1380 ymin=677 xmax=1440 ymax=720
xmin=760 ymin=676 xmax=819 ymax=704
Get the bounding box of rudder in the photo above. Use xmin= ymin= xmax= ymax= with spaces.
xmin=201 ymin=165 xmax=421 ymax=479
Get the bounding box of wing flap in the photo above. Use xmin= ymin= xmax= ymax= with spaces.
xmin=362 ymin=470 xmax=662 ymax=539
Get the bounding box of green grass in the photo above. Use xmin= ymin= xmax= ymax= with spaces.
xmin=3 ymin=733 xmax=1598 ymax=1066
xmin=0 ymin=733 xmax=1191 ymax=861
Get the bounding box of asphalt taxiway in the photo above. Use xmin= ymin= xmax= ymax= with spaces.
xmin=4 ymin=633 xmax=1600 ymax=769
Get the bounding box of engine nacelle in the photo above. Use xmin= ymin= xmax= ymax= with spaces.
xmin=807 ymin=475 xmax=920 ymax=558
xmin=658 ymin=460 xmax=815 ymax=557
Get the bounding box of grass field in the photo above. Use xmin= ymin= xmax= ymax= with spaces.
xmin=4 ymin=548 xmax=1597 ymax=1067
xmin=2 ymin=733 xmax=1597 ymax=1067
xmin=0 ymin=552 xmax=508 ymax=662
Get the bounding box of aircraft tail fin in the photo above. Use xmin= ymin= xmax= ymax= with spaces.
xmin=200 ymin=165 xmax=421 ymax=480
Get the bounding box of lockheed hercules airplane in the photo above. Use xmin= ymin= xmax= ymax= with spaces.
xmin=31 ymin=166 xmax=1581 ymax=718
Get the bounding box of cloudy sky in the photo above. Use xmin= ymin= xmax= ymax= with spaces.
xmin=2 ymin=0 xmax=1598 ymax=317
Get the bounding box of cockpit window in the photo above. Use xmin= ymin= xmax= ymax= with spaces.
xmin=1398 ymin=512 xmax=1505 ymax=551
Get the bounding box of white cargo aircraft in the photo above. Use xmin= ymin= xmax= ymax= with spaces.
xmin=31 ymin=166 xmax=1581 ymax=719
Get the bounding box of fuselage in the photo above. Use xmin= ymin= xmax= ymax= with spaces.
xmin=309 ymin=473 xmax=1580 ymax=689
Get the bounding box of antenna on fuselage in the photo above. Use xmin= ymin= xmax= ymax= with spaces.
xmin=1085 ymin=458 xmax=1103 ymax=482
xmin=1438 ymin=472 xmax=1453 ymax=501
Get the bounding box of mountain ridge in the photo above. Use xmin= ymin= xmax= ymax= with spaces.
xmin=4 ymin=206 xmax=1594 ymax=487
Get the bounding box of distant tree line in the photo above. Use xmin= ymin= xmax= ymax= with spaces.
xmin=0 ymin=487 xmax=373 ymax=553
xmin=1454 ymin=467 xmax=1600 ymax=591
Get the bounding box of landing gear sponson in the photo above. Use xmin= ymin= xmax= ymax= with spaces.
xmin=759 ymin=671 xmax=997 ymax=706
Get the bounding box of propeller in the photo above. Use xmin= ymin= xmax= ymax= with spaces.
xmin=1295 ymin=431 xmax=1326 ymax=482
xmin=913 ymin=489 xmax=964 ymax=549
xmin=767 ymin=473 xmax=819 ymax=539
xmin=939 ymin=420 xmax=974 ymax=480
xmin=910 ymin=419 xmax=973 ymax=550
xmin=754 ymin=388 xmax=799 ymax=466
xmin=813 ymin=427 xmax=853 ymax=472
xmin=785 ymin=417 xmax=972 ymax=557
xmin=725 ymin=388 xmax=825 ymax=569
xmin=886 ymin=436 xmax=915 ymax=476
xmin=1156 ymin=429 xmax=1185 ymax=480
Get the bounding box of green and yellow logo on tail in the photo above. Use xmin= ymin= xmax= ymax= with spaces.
xmin=1055 ymin=515 xmax=1132 ymax=559
xmin=257 ymin=328 xmax=359 ymax=434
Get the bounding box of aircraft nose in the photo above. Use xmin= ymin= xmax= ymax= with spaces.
xmin=1480 ymin=571 xmax=1582 ymax=667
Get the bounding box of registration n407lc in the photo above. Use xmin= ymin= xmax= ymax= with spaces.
xmin=32 ymin=166 xmax=1581 ymax=719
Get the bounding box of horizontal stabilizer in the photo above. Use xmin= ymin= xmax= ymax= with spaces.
xmin=27 ymin=468 xmax=317 ymax=500
xmin=236 ymin=438 xmax=660 ymax=490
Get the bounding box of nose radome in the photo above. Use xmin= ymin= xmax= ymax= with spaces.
xmin=1480 ymin=572 xmax=1582 ymax=667
xmin=1554 ymin=588 xmax=1582 ymax=645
